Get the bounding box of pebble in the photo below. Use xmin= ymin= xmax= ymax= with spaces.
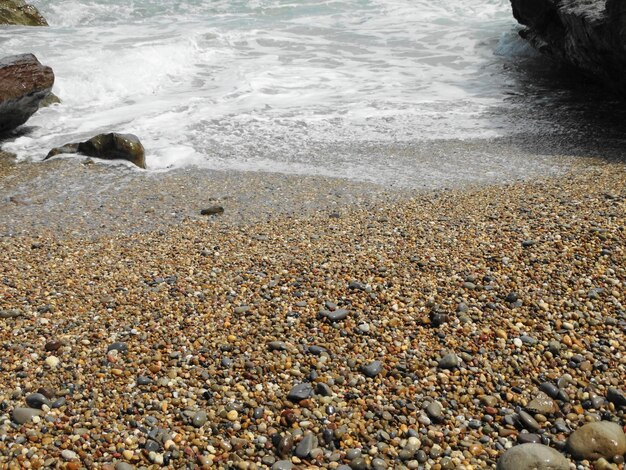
xmin=45 ymin=355 xmax=60 ymax=368
xmin=518 ymin=410 xmax=541 ymax=431
xmin=61 ymin=450 xmax=79 ymax=461
xmin=607 ymin=388 xmax=626 ymax=407
xmin=425 ymin=401 xmax=444 ymax=422
xmin=192 ymin=411 xmax=207 ymax=428
xmin=25 ymin=393 xmax=51 ymax=409
xmin=107 ymin=342 xmax=128 ymax=353
xmin=287 ymin=383 xmax=313 ymax=402
xmin=295 ymin=433 xmax=316 ymax=458
xmin=567 ymin=421 xmax=626 ymax=460
xmin=496 ymin=443 xmax=569 ymax=470
xmin=361 ymin=360 xmax=383 ymax=377
xmin=12 ymin=407 xmax=43 ymax=424
xmin=526 ymin=391 xmax=557 ymax=415
xmin=325 ymin=309 xmax=349 ymax=322
xmin=438 ymin=353 xmax=459 ymax=369
xmin=271 ymin=461 xmax=293 ymax=470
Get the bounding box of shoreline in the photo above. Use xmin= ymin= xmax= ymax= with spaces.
xmin=0 ymin=158 xmax=624 ymax=469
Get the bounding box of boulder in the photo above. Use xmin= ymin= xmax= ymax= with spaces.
xmin=496 ymin=443 xmax=570 ymax=470
xmin=567 ymin=421 xmax=626 ymax=460
xmin=0 ymin=54 xmax=54 ymax=134
xmin=0 ymin=0 xmax=48 ymax=26
xmin=45 ymin=133 xmax=146 ymax=169
xmin=510 ymin=0 xmax=626 ymax=95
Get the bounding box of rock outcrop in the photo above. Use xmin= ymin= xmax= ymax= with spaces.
xmin=0 ymin=54 xmax=54 ymax=134
xmin=510 ymin=0 xmax=626 ymax=95
xmin=45 ymin=133 xmax=147 ymax=169
xmin=0 ymin=0 xmax=48 ymax=26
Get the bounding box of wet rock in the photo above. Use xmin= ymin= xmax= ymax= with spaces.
xmin=0 ymin=54 xmax=54 ymax=133
xmin=496 ymin=443 xmax=569 ymax=469
xmin=46 ymin=133 xmax=146 ymax=169
xmin=191 ymin=411 xmax=207 ymax=428
xmin=0 ymin=0 xmax=47 ymax=26
xmin=567 ymin=421 xmax=626 ymax=460
xmin=510 ymin=0 xmax=626 ymax=95
xmin=295 ymin=433 xmax=317 ymax=458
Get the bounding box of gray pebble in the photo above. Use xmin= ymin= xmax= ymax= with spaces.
xmin=361 ymin=360 xmax=383 ymax=378
xmin=438 ymin=353 xmax=459 ymax=369
xmin=287 ymin=383 xmax=313 ymax=402
xmin=25 ymin=393 xmax=50 ymax=409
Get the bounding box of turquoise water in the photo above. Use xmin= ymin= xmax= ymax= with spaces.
xmin=2 ymin=0 xmax=584 ymax=186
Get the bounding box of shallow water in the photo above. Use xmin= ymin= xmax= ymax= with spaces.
xmin=1 ymin=0 xmax=624 ymax=187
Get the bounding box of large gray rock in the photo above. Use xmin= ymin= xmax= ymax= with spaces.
xmin=0 ymin=54 xmax=54 ymax=133
xmin=0 ymin=0 xmax=47 ymax=26
xmin=496 ymin=443 xmax=570 ymax=470
xmin=510 ymin=0 xmax=626 ymax=95
xmin=45 ymin=133 xmax=146 ymax=169
xmin=567 ymin=421 xmax=626 ymax=460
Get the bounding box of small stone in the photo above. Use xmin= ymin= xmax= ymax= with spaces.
xmin=12 ymin=407 xmax=43 ymax=424
xmin=227 ymin=410 xmax=238 ymax=421
xmin=287 ymin=383 xmax=313 ymax=402
xmin=496 ymin=443 xmax=569 ymax=470
xmin=326 ymin=309 xmax=349 ymax=322
xmin=136 ymin=376 xmax=152 ymax=386
xmin=567 ymin=421 xmax=626 ymax=460
xmin=438 ymin=353 xmax=459 ymax=369
xmin=539 ymin=382 xmax=560 ymax=399
xmin=425 ymin=401 xmax=444 ymax=422
xmin=61 ymin=450 xmax=79 ymax=461
xmin=45 ymin=356 xmax=60 ymax=368
xmin=25 ymin=393 xmax=51 ymax=409
xmin=607 ymin=388 xmax=626 ymax=407
xmin=272 ymin=461 xmax=293 ymax=470
xmin=268 ymin=341 xmax=287 ymax=351
xmin=361 ymin=360 xmax=383 ymax=378
xmin=107 ymin=342 xmax=128 ymax=354
xmin=200 ymin=205 xmax=224 ymax=216
xmin=115 ymin=463 xmax=135 ymax=470
xmin=192 ymin=411 xmax=207 ymax=428
xmin=44 ymin=340 xmax=62 ymax=352
xmin=295 ymin=433 xmax=317 ymax=458
xmin=315 ymin=383 xmax=333 ymax=397
xmin=518 ymin=410 xmax=541 ymax=431
xmin=517 ymin=433 xmax=542 ymax=444
xmin=526 ymin=391 xmax=557 ymax=415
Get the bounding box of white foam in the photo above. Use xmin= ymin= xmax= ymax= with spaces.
xmin=4 ymin=0 xmax=558 ymax=186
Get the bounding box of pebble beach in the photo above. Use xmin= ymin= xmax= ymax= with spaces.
xmin=0 ymin=158 xmax=625 ymax=469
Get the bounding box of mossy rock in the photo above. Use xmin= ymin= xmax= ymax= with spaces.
xmin=0 ymin=0 xmax=48 ymax=26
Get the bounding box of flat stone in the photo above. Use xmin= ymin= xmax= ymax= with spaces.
xmin=567 ymin=421 xmax=626 ymax=460
xmin=61 ymin=449 xmax=78 ymax=461
xmin=295 ymin=433 xmax=317 ymax=458
xmin=361 ymin=360 xmax=383 ymax=378
xmin=287 ymin=383 xmax=313 ymax=402
xmin=271 ymin=461 xmax=293 ymax=470
xmin=115 ymin=463 xmax=135 ymax=470
xmin=107 ymin=342 xmax=128 ymax=354
xmin=12 ymin=407 xmax=42 ymax=424
xmin=539 ymin=382 xmax=560 ymax=399
xmin=496 ymin=443 xmax=570 ymax=470
xmin=268 ymin=341 xmax=287 ymax=351
xmin=526 ymin=391 xmax=557 ymax=415
xmin=200 ymin=205 xmax=224 ymax=216
xmin=518 ymin=410 xmax=541 ymax=431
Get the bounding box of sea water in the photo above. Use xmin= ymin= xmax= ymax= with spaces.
xmin=0 ymin=0 xmax=619 ymax=187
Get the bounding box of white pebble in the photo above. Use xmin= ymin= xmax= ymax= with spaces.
xmin=513 ymin=338 xmax=523 ymax=348
xmin=45 ymin=356 xmax=60 ymax=368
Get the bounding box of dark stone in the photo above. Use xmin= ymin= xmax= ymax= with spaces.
xmin=0 ymin=54 xmax=54 ymax=133
xmin=200 ymin=205 xmax=224 ymax=216
xmin=325 ymin=309 xmax=349 ymax=322
xmin=25 ymin=393 xmax=50 ymax=409
xmin=361 ymin=360 xmax=383 ymax=378
xmin=45 ymin=133 xmax=146 ymax=169
xmin=0 ymin=1 xmax=47 ymax=26
xmin=107 ymin=342 xmax=128 ymax=354
xmin=607 ymin=388 xmax=626 ymax=407
xmin=510 ymin=0 xmax=626 ymax=95
xmin=287 ymin=383 xmax=313 ymax=402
